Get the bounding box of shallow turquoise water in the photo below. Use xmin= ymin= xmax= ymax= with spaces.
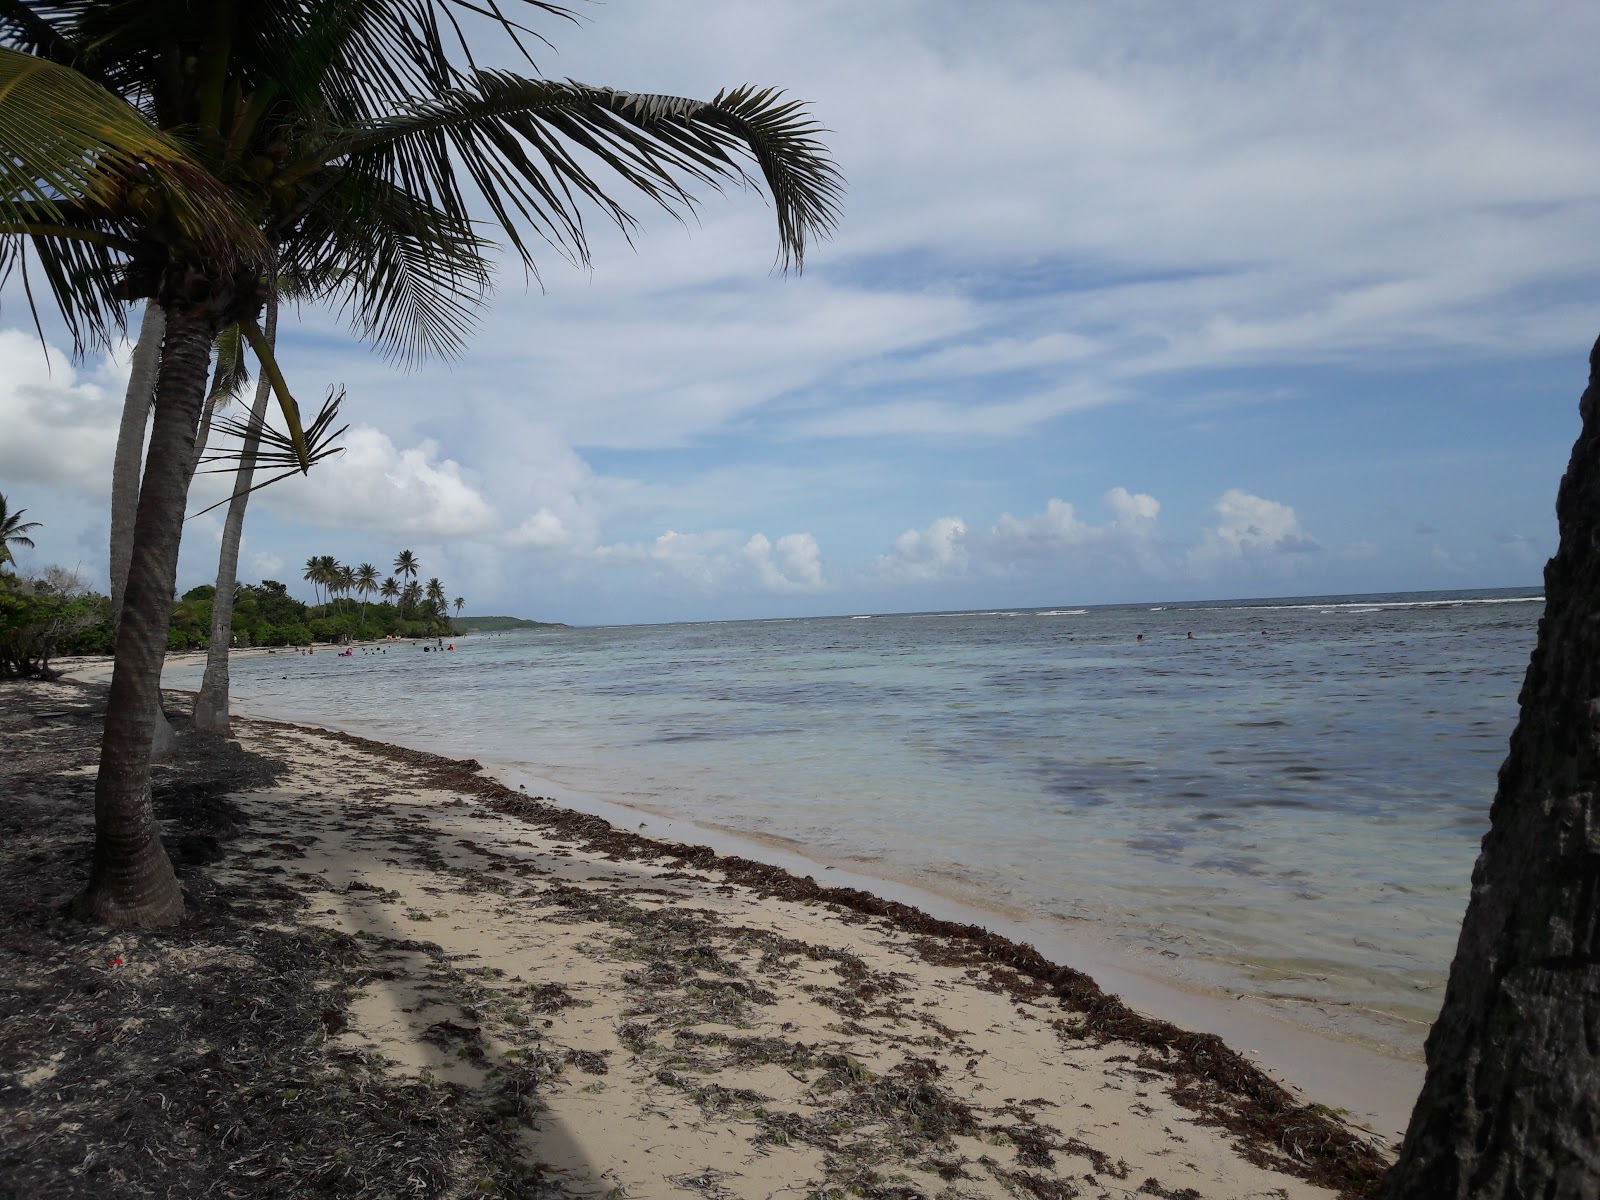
xmin=167 ymin=587 xmax=1538 ymax=1053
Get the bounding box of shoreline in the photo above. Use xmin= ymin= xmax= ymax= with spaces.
xmin=4 ymin=676 xmax=1396 ymax=1197
xmin=120 ymin=647 xmax=1426 ymax=1138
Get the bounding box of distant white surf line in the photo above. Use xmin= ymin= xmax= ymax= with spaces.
xmin=1234 ymin=596 xmax=1543 ymax=612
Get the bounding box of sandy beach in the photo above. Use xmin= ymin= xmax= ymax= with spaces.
xmin=4 ymin=674 xmax=1395 ymax=1198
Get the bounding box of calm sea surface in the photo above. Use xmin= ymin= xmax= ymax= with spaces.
xmin=165 ymin=588 xmax=1540 ymax=1055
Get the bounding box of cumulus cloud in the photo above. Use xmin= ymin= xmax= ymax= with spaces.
xmin=262 ymin=425 xmax=494 ymax=537
xmin=741 ymin=532 xmax=826 ymax=592
xmin=984 ymin=489 xmax=1164 ymax=575
xmin=1188 ymin=489 xmax=1322 ymax=573
xmin=0 ymin=330 xmax=129 ymax=492
xmin=874 ymin=517 xmax=969 ymax=581
xmin=505 ymin=509 xmax=573 ymax=550
xmin=592 ymin=527 xmax=828 ymax=595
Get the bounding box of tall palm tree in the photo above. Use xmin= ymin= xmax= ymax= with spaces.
xmin=393 ymin=549 xmax=420 ymax=587
xmin=453 ymin=596 xmax=464 ymax=619
xmin=424 ymin=577 xmax=447 ymax=633
xmin=194 ymin=291 xmax=280 ymax=734
xmin=399 ymin=579 xmax=423 ymax=622
xmin=2 ymin=2 xmax=839 ymax=928
xmin=0 ymin=493 xmax=42 ymax=569
xmin=354 ymin=563 xmax=380 ymax=638
xmin=380 ymin=576 xmax=400 ymax=605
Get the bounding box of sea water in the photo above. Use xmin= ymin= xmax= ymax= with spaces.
xmin=164 ymin=587 xmax=1539 ymax=1056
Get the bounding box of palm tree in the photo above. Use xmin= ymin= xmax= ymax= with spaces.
xmin=194 ymin=292 xmax=280 ymax=734
xmin=1380 ymin=340 xmax=1600 ymax=1195
xmin=453 ymin=596 xmax=464 ymax=619
xmin=2 ymin=3 xmax=839 ymax=929
xmin=0 ymin=493 xmax=42 ymax=569
xmin=393 ymin=550 xmax=420 ymax=587
xmin=302 ymin=557 xmax=324 ymax=608
xmin=354 ymin=563 xmax=380 ymax=638
xmin=335 ymin=563 xmax=355 ymax=612
xmin=315 ymin=556 xmax=342 ymax=612
xmin=399 ymin=580 xmax=423 ymax=623
xmin=424 ymin=577 xmax=447 ymax=633
xmin=380 ymin=576 xmax=400 ymax=605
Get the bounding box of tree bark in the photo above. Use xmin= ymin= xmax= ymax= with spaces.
xmin=1382 ymin=335 xmax=1600 ymax=1198
xmin=79 ymin=307 xmax=219 ymax=928
xmin=109 ymin=302 xmax=164 ymax=627
xmin=194 ymin=297 xmax=276 ymax=736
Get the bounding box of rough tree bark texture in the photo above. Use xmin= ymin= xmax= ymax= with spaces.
xmin=80 ymin=309 xmax=218 ymax=928
xmin=1382 ymin=336 xmax=1600 ymax=1197
xmin=109 ymin=302 xmax=164 ymax=627
xmin=193 ymin=296 xmax=277 ymax=736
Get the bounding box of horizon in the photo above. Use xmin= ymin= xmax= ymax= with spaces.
xmin=3 ymin=0 xmax=1594 ymax=626
xmin=481 ymin=581 xmax=1546 ymax=631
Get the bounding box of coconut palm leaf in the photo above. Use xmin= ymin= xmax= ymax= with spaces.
xmin=285 ymin=168 xmax=494 ymax=364
xmin=189 ymin=387 xmax=348 ymax=518
xmin=284 ymin=72 xmax=841 ymax=274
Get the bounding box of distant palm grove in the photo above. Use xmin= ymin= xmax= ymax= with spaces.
xmin=168 ymin=548 xmax=465 ymax=649
xmin=3 ymin=544 xmax=468 ymax=670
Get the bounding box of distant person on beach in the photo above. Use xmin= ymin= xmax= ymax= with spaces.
xmin=1187 ymin=631 xmax=1194 ymax=639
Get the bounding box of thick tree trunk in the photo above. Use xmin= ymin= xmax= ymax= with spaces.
xmin=1382 ymin=335 xmax=1600 ymax=1197
xmin=194 ymin=298 xmax=276 ymax=736
xmin=109 ymin=302 xmax=164 ymax=627
xmin=79 ymin=308 xmax=219 ymax=929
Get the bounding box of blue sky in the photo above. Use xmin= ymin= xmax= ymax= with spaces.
xmin=1 ymin=0 xmax=1594 ymax=624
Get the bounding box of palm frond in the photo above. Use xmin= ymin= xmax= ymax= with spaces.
xmin=208 ymin=322 xmax=251 ymax=406
xmin=282 ymin=167 xmax=494 ymax=364
xmin=0 ymin=45 xmax=267 ymax=349
xmin=239 ymin=312 xmax=310 ymax=469
xmin=189 ymin=386 xmax=348 ymax=518
xmin=0 ymin=47 xmax=261 ymax=251
xmin=289 ymin=73 xmax=842 ymax=274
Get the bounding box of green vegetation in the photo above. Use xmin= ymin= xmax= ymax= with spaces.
xmin=0 ymin=511 xmax=551 ymax=663
xmin=459 ymin=616 xmax=567 ymax=632
xmin=0 ymin=567 xmax=108 ymax=678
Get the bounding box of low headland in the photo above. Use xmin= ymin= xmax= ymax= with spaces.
xmin=4 ymin=669 xmax=1398 ymax=1199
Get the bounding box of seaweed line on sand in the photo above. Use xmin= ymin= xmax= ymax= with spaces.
xmin=1 ymin=682 xmax=565 ymax=1199
xmin=251 ymin=713 xmax=1393 ymax=1198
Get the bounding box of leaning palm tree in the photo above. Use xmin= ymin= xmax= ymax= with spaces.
xmin=0 ymin=493 xmax=42 ymax=569
xmin=2 ymin=2 xmax=839 ymax=928
xmin=110 ymin=310 xmax=250 ymax=629
xmin=193 ymin=289 xmax=295 ymax=733
xmin=453 ymin=596 xmax=464 ymax=619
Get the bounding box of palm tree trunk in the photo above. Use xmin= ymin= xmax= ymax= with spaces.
xmin=79 ymin=307 xmax=218 ymax=928
xmin=194 ymin=298 xmax=276 ymax=736
xmin=1382 ymin=335 xmax=1600 ymax=1197
xmin=110 ymin=303 xmax=182 ymax=760
xmin=109 ymin=301 xmax=164 ymax=627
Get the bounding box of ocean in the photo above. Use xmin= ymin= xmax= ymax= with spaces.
xmin=163 ymin=587 xmax=1540 ymax=1057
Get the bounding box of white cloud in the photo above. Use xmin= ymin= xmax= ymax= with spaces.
xmin=0 ymin=330 xmax=129 ymax=492
xmin=263 ymin=425 xmax=495 ymax=537
xmin=591 ymin=526 xmax=828 ymax=595
xmin=874 ymin=516 xmax=968 ymax=581
xmin=741 ymin=531 xmax=826 ymax=592
xmin=506 ymin=509 xmax=573 ymax=549
xmin=1189 ymin=489 xmax=1322 ymax=574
